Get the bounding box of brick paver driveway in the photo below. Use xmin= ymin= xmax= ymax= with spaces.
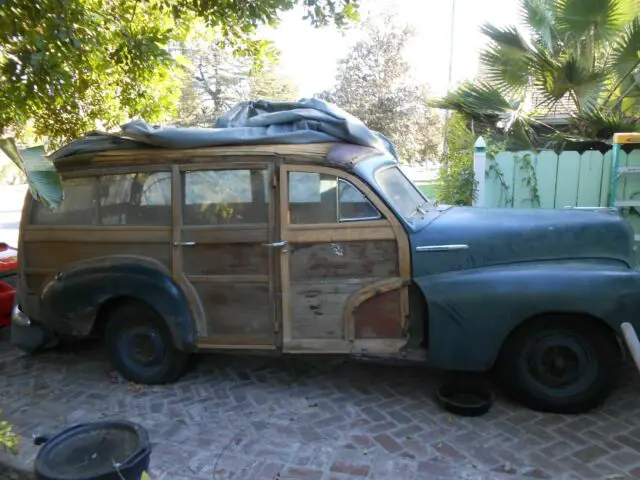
xmin=1 ymin=339 xmax=640 ymax=480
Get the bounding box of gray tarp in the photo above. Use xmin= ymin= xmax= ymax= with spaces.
xmin=49 ymin=98 xmax=398 ymax=162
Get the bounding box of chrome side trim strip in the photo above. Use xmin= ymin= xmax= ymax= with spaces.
xmin=415 ymin=244 xmax=469 ymax=252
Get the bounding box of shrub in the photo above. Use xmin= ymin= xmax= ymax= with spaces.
xmin=437 ymin=149 xmax=476 ymax=206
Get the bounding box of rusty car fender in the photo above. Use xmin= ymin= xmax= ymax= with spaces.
xmin=38 ymin=255 xmax=197 ymax=351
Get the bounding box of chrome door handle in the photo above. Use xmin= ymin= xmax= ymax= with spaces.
xmin=263 ymin=241 xmax=288 ymax=248
xmin=174 ymin=241 xmax=196 ymax=247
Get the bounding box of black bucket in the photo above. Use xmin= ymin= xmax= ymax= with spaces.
xmin=34 ymin=421 xmax=151 ymax=480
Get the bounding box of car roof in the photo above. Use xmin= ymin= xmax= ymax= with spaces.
xmin=52 ymin=142 xmax=386 ymax=174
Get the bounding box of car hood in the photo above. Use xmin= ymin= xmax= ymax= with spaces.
xmin=410 ymin=207 xmax=636 ymax=276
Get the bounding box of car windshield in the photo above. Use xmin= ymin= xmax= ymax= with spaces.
xmin=375 ymin=166 xmax=431 ymax=220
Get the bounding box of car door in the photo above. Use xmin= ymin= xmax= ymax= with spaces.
xmin=278 ymin=164 xmax=411 ymax=354
xmin=173 ymin=159 xmax=278 ymax=349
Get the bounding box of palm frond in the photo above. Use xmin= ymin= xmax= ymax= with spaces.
xmin=479 ymin=25 xmax=532 ymax=93
xmin=556 ymin=0 xmax=638 ymax=45
xmin=519 ymin=0 xmax=559 ymax=51
xmin=480 ymin=24 xmax=531 ymax=53
xmin=565 ymin=108 xmax=639 ymax=141
xmin=610 ymin=17 xmax=640 ymax=93
xmin=529 ymin=47 xmax=608 ymax=111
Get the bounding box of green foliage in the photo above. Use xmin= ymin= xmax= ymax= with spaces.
xmin=437 ymin=150 xmax=476 ymax=206
xmin=434 ymin=0 xmax=640 ymax=147
xmin=319 ymin=14 xmax=441 ymax=163
xmin=0 ymin=0 xmax=358 ymax=202
xmin=0 ymin=416 xmax=19 ymax=454
xmin=175 ymin=25 xmax=299 ymax=127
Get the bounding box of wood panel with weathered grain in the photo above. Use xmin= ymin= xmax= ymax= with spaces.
xmin=290 ymin=280 xmax=369 ymax=339
xmin=192 ymin=282 xmax=273 ymax=340
xmin=23 ymin=241 xmax=171 ymax=271
xmin=289 ymin=241 xmax=398 ymax=281
xmin=183 ymin=243 xmax=268 ymax=276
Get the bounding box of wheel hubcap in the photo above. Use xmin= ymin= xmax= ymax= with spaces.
xmin=524 ymin=332 xmax=595 ymax=395
xmin=124 ymin=327 xmax=165 ymax=366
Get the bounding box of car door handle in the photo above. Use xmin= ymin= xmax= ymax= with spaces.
xmin=174 ymin=241 xmax=196 ymax=247
xmin=263 ymin=241 xmax=288 ymax=248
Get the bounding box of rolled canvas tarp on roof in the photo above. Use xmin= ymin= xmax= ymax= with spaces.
xmin=49 ymin=98 xmax=398 ymax=162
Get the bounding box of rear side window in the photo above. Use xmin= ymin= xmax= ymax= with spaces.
xmin=30 ymin=177 xmax=98 ymax=225
xmin=100 ymin=172 xmax=171 ymax=225
xmin=30 ymin=172 xmax=172 ymax=226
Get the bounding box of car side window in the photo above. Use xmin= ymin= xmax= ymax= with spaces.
xmin=288 ymin=172 xmax=380 ymax=224
xmin=30 ymin=177 xmax=98 ymax=225
xmin=183 ymin=169 xmax=268 ymax=225
xmin=99 ymin=172 xmax=171 ymax=226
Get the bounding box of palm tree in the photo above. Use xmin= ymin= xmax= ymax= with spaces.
xmin=435 ymin=0 xmax=640 ymax=148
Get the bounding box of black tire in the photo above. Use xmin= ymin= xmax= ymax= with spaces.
xmin=105 ymin=301 xmax=189 ymax=384
xmin=496 ymin=315 xmax=620 ymax=414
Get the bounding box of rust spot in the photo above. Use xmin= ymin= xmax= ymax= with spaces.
xmin=354 ymin=290 xmax=402 ymax=339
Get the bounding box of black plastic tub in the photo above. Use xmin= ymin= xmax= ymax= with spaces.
xmin=435 ymin=380 xmax=494 ymax=417
xmin=34 ymin=421 xmax=151 ymax=480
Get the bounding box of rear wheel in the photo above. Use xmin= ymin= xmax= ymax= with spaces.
xmin=496 ymin=316 xmax=620 ymax=414
xmin=105 ymin=301 xmax=189 ymax=384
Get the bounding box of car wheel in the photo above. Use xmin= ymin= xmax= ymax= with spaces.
xmin=105 ymin=301 xmax=189 ymax=384
xmin=496 ymin=316 xmax=620 ymax=414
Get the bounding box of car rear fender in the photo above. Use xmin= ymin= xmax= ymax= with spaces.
xmin=38 ymin=255 xmax=197 ymax=351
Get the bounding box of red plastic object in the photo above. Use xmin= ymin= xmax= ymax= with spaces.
xmin=0 ymin=242 xmax=17 ymax=274
xmin=0 ymin=243 xmax=17 ymax=328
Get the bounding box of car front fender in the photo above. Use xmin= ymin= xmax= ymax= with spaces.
xmin=415 ymin=260 xmax=640 ymax=371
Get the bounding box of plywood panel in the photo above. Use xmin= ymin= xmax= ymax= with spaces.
xmin=290 ymin=280 xmax=368 ymax=339
xmin=193 ymin=283 xmax=273 ymax=339
xmin=534 ymin=151 xmax=559 ymax=209
xmin=183 ymin=243 xmax=268 ymax=276
xmin=554 ymin=151 xmax=580 ymax=208
xmin=24 ymin=242 xmax=171 ymax=270
xmin=354 ymin=289 xmax=402 ymax=339
xmin=289 ymin=241 xmax=398 ymax=281
xmin=577 ymin=151 xmax=604 ymax=207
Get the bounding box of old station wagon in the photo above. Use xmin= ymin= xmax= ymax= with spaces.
xmin=11 ymin=141 xmax=640 ymax=414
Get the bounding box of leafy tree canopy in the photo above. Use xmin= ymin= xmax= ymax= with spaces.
xmin=319 ymin=14 xmax=441 ymax=163
xmin=174 ymin=25 xmax=299 ymax=127
xmin=0 ymin=0 xmax=357 ymax=207
xmin=0 ymin=0 xmax=358 ymax=146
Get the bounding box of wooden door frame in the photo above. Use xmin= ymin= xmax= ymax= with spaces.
xmin=171 ymin=159 xmax=279 ymax=350
xmin=279 ymin=163 xmax=411 ymax=354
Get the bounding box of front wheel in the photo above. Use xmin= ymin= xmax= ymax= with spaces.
xmin=105 ymin=301 xmax=189 ymax=384
xmin=496 ymin=316 xmax=620 ymax=414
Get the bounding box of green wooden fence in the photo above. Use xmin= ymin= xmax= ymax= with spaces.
xmin=473 ymin=141 xmax=640 ymax=239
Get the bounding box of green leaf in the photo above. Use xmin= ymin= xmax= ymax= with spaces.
xmin=520 ymin=0 xmax=558 ymax=51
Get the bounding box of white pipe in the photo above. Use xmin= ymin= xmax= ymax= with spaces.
xmin=621 ymin=322 xmax=640 ymax=374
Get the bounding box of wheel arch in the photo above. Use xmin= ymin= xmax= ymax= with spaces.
xmin=494 ymin=311 xmax=623 ymax=369
xmin=39 ymin=255 xmax=198 ymax=351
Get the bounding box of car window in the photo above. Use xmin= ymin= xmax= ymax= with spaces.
xmin=183 ymin=169 xmax=268 ymax=225
xmin=30 ymin=177 xmax=98 ymax=225
xmin=288 ymin=171 xmax=380 ymax=224
xmin=99 ymin=172 xmax=171 ymax=225
xmin=375 ymin=166 xmax=426 ymax=219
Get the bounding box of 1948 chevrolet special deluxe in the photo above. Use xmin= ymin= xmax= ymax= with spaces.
xmin=10 ymin=139 xmax=640 ymax=414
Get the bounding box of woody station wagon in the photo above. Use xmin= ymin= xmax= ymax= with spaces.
xmin=10 ymin=139 xmax=640 ymax=414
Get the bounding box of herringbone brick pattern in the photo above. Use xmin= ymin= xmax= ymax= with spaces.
xmin=1 ymin=341 xmax=639 ymax=480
